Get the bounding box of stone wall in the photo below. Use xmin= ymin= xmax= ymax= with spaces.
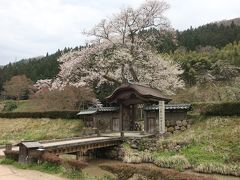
xmin=145 ymin=110 xmax=190 ymax=134
xmin=166 ymin=119 xmax=191 ymax=134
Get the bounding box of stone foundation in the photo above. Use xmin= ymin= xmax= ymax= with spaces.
xmin=166 ymin=119 xmax=191 ymax=134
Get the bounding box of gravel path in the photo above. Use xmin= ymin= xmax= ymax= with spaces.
xmin=0 ymin=165 xmax=66 ymax=180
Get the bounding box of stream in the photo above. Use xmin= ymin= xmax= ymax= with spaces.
xmin=60 ymin=155 xmax=239 ymax=180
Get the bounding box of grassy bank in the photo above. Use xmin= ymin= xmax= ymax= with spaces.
xmin=0 ymin=158 xmax=115 ymax=180
xmin=123 ymin=116 xmax=240 ymax=176
xmin=0 ymin=118 xmax=83 ymax=145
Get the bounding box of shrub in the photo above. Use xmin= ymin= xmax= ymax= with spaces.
xmin=3 ymin=150 xmax=19 ymax=161
xmin=41 ymin=152 xmax=88 ymax=171
xmin=0 ymin=158 xmax=15 ymax=165
xmin=41 ymin=152 xmax=61 ymax=165
xmin=0 ymin=111 xmax=79 ymax=119
xmin=123 ymin=149 xmax=153 ymax=163
xmin=3 ymin=101 xmax=17 ymax=112
xmin=153 ymin=155 xmax=191 ymax=171
xmin=194 ymin=163 xmax=240 ymax=177
xmin=63 ymin=159 xmax=88 ymax=171
xmin=200 ymin=102 xmax=240 ymax=116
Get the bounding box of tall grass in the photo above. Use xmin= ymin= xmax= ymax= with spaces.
xmin=122 ymin=116 xmax=240 ymax=176
xmin=0 ymin=118 xmax=83 ymax=145
xmin=194 ymin=163 xmax=240 ymax=177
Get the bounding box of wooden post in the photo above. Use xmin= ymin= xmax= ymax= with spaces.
xmin=76 ymin=152 xmax=80 ymax=160
xmin=159 ymin=101 xmax=165 ymax=134
xmin=5 ymin=144 xmax=12 ymax=151
xmin=144 ymin=110 xmax=147 ymax=133
xmin=119 ymin=103 xmax=123 ymax=131
xmin=121 ymin=131 xmax=124 ymax=138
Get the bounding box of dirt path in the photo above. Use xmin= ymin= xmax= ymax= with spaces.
xmin=0 ymin=165 xmax=66 ymax=180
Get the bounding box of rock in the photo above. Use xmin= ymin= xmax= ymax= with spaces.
xmin=181 ymin=126 xmax=186 ymax=131
xmin=175 ymin=126 xmax=180 ymax=130
xmin=166 ymin=121 xmax=171 ymax=127
xmin=182 ymin=120 xmax=188 ymax=126
xmin=173 ymin=130 xmax=180 ymax=134
xmin=174 ymin=145 xmax=181 ymax=151
xmin=130 ymin=144 xmax=138 ymax=149
xmin=167 ymin=127 xmax=175 ymax=132
xmin=176 ymin=120 xmax=182 ymax=127
xmin=187 ymin=124 xmax=191 ymax=129
xmin=188 ymin=119 xmax=193 ymax=124
xmin=164 ymin=132 xmax=172 ymax=137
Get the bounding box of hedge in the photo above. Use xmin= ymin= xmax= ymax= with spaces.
xmin=0 ymin=111 xmax=80 ymax=119
xmin=200 ymin=102 xmax=240 ymax=116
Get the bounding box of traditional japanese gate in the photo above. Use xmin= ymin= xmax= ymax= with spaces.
xmin=106 ymin=83 xmax=171 ymax=134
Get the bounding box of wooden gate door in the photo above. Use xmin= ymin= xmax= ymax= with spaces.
xmin=148 ymin=118 xmax=155 ymax=133
xmin=112 ymin=118 xmax=119 ymax=131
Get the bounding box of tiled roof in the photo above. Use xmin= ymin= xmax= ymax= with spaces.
xmin=91 ymin=107 xmax=119 ymax=112
xmin=77 ymin=104 xmax=191 ymax=115
xmin=77 ymin=109 xmax=97 ymax=115
xmin=77 ymin=106 xmax=119 ymax=115
xmin=106 ymin=83 xmax=172 ymax=102
xmin=144 ymin=104 xmax=192 ymax=111
xmin=16 ymin=141 xmax=42 ymax=148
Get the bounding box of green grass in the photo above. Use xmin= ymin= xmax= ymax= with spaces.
xmin=163 ymin=116 xmax=240 ymax=166
xmin=0 ymin=158 xmax=116 ymax=180
xmin=0 ymin=100 xmax=41 ymax=112
xmin=0 ymin=118 xmax=83 ymax=145
xmin=122 ymin=116 xmax=240 ymax=176
xmin=154 ymin=116 xmax=240 ymax=175
xmin=0 ymin=158 xmax=88 ymax=179
xmin=14 ymin=100 xmax=44 ymax=112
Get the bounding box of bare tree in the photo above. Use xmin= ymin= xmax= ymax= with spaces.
xmin=2 ymin=75 xmax=33 ymax=100
xmin=32 ymin=85 xmax=95 ymax=111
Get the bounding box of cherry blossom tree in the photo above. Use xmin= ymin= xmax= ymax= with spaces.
xmin=52 ymin=0 xmax=184 ymax=94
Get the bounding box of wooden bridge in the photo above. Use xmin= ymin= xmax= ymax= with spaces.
xmin=42 ymin=136 xmax=122 ymax=155
xmin=1 ymin=132 xmax=153 ymax=163
xmin=2 ymin=136 xmax=123 ymax=163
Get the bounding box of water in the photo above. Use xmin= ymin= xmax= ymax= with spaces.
xmin=60 ymin=155 xmax=239 ymax=180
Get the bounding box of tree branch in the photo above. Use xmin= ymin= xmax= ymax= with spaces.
xmin=102 ymin=74 xmax=121 ymax=85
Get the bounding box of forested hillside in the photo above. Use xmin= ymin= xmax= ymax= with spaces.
xmin=0 ymin=50 xmax=61 ymax=92
xmin=0 ymin=46 xmax=84 ymax=93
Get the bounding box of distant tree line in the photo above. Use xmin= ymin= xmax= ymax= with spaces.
xmin=141 ymin=20 xmax=240 ymax=53
xmin=0 ymin=46 xmax=85 ymax=94
xmin=177 ymin=21 xmax=240 ymax=51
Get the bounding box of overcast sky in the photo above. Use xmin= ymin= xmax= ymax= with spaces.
xmin=0 ymin=0 xmax=239 ymax=66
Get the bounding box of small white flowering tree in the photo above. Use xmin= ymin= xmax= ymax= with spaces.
xmin=52 ymin=0 xmax=184 ymax=94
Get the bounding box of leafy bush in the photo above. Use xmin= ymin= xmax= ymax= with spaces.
xmin=0 ymin=111 xmax=79 ymax=119
xmin=200 ymin=102 xmax=240 ymax=116
xmin=3 ymin=101 xmax=17 ymax=112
